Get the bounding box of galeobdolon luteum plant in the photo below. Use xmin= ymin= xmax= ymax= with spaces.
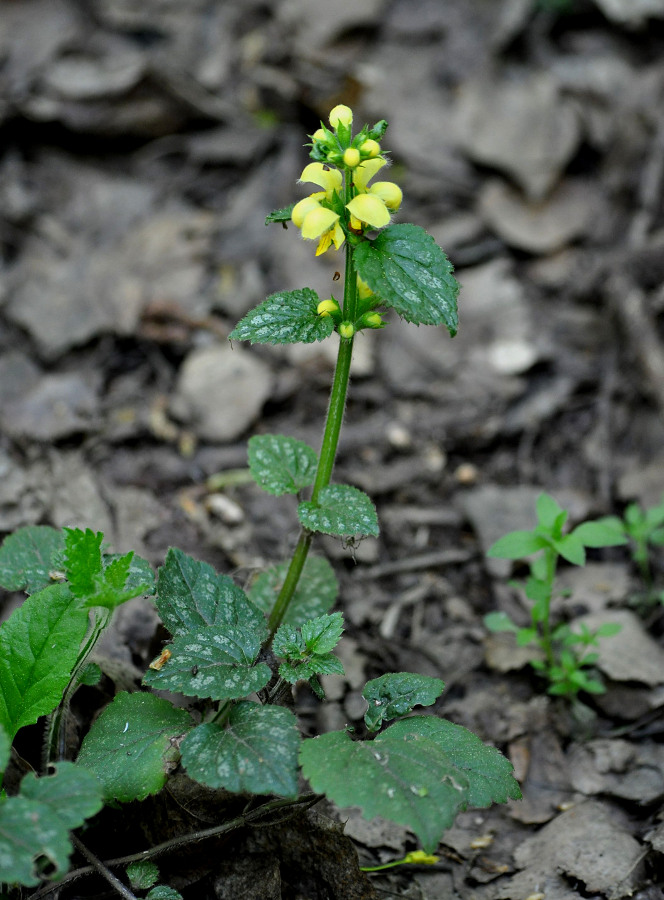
xmin=485 ymin=493 xmax=627 ymax=698
xmin=0 ymin=106 xmax=521 ymax=894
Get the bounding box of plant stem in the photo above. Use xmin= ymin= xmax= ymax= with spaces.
xmin=266 ymin=244 xmax=358 ymax=638
xmin=541 ymin=549 xmax=557 ymax=668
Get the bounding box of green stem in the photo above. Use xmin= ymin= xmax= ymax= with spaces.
xmin=540 ymin=549 xmax=556 ymax=668
xmin=266 ymin=244 xmax=358 ymax=639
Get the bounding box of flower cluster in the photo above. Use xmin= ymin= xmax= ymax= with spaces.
xmin=291 ymin=105 xmax=402 ymax=256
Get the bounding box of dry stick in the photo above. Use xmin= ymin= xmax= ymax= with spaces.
xmin=27 ymin=794 xmax=320 ymax=900
xmin=70 ymin=835 xmax=139 ymax=900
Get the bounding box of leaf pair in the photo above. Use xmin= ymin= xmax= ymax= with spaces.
xmin=230 ymin=224 xmax=458 ymax=345
xmin=248 ymin=434 xmax=379 ymax=538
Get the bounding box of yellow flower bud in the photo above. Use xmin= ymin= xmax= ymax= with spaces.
xmin=360 ymin=139 xmax=381 ymax=158
xmin=362 ymin=312 xmax=383 ymax=329
xmin=312 ymin=128 xmax=327 ymax=142
xmin=317 ymin=298 xmax=339 ymax=317
xmin=402 ymin=851 xmax=439 ymax=866
xmin=343 ymin=147 xmax=361 ymax=168
xmin=339 ymin=321 xmax=355 ymax=339
xmin=329 ymin=104 xmax=353 ymax=128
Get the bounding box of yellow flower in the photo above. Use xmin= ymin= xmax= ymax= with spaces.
xmin=346 ymin=158 xmax=402 ymax=230
xmin=360 ymin=139 xmax=381 ymax=158
xmin=317 ymin=298 xmax=339 ymax=317
xmin=329 ymin=104 xmax=353 ymax=128
xmin=293 ymin=163 xmax=345 ymax=254
xmin=299 ymin=162 xmax=343 ymax=200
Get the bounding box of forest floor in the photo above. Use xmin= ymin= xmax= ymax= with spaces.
xmin=2 ymin=1 xmax=664 ymax=898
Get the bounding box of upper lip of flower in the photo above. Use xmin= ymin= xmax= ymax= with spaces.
xmin=298 ymin=163 xmax=343 ymax=200
xmin=346 ymin=158 xmax=402 ymax=229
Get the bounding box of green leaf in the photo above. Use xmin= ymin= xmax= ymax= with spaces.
xmin=298 ymin=484 xmax=379 ymax=537
xmin=147 ymin=886 xmax=184 ymax=900
xmin=362 ymin=673 xmax=446 ymax=732
xmin=0 ymin=764 xmax=103 ymax=887
xmin=0 ymin=724 xmax=9 ymax=776
xmin=248 ymin=434 xmax=318 ymax=496
xmin=535 ymin=493 xmax=565 ymax=531
xmin=248 ymin=555 xmax=338 ymax=627
xmin=265 ymin=204 xmax=294 ymax=225
xmin=0 ymin=584 xmax=89 ymax=739
xmin=181 ymin=702 xmax=300 ymax=797
xmin=554 ymin=532 xmax=586 ymax=566
xmin=392 ymin=717 xmax=522 ymax=809
xmin=572 ymin=520 xmax=629 ymax=548
xmin=487 ymin=531 xmax=545 ymax=559
xmin=354 ymin=224 xmax=459 ymax=335
xmin=229 ymin=288 xmax=334 ymax=344
xmin=516 ymin=627 xmax=538 ymax=646
xmin=64 ymin=529 xmax=153 ymax=610
xmin=483 ymin=611 xmax=518 ymax=633
xmin=156 ymin=549 xmax=265 ymax=637
xmin=127 ymin=861 xmax=160 ymax=891
xmin=19 ymin=762 xmax=103 ymax=830
xmin=0 ymin=797 xmax=71 ymax=886
xmin=278 ymin=653 xmax=345 ymax=683
xmin=143 ymin=625 xmax=271 ymax=700
xmin=595 ymin=622 xmax=622 ymax=638
xmin=301 ymin=612 xmax=344 ymax=654
xmin=77 ymin=692 xmax=193 ymax=802
xmin=299 ymin=726 xmax=470 ymax=853
xmin=272 ymin=622 xmax=305 ymax=659
xmin=0 ymin=526 xmax=65 ymax=594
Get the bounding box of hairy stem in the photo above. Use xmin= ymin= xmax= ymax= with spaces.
xmin=266 ymin=244 xmax=358 ymax=638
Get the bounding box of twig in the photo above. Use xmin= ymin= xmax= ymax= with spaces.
xmin=70 ymin=835 xmax=139 ymax=900
xmin=356 ymin=548 xmax=472 ymax=580
xmin=27 ymin=794 xmax=321 ymax=900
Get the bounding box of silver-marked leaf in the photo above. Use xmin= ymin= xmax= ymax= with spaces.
xmin=248 ymin=555 xmax=338 ymax=627
xmin=0 ymin=763 xmax=103 ymax=887
xmin=20 ymin=762 xmax=103 ymax=830
xmin=181 ymin=702 xmax=300 ymax=797
xmin=77 ymin=692 xmax=193 ymax=802
xmin=395 ymin=717 xmax=522 ymax=809
xmin=229 ymin=288 xmax=334 ymax=344
xmin=143 ymin=625 xmax=271 ymax=700
xmin=0 ymin=526 xmax=65 ymax=594
xmin=299 ymin=725 xmax=469 ymax=853
xmin=0 ymin=584 xmax=89 ymax=739
xmin=146 ymin=887 xmax=183 ymax=900
xmin=362 ymin=673 xmax=445 ymax=732
xmin=248 ymin=434 xmax=318 ymax=496
xmin=126 ymin=861 xmax=160 ymax=891
xmin=298 ymin=484 xmax=379 ymax=537
xmin=156 ymin=549 xmax=266 ymax=637
xmin=354 ymin=224 xmax=459 ymax=335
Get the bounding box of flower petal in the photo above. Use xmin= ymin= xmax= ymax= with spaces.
xmin=353 ymin=158 xmax=387 ymax=191
xmin=292 ymin=196 xmax=322 ymax=228
xmin=299 ymin=163 xmax=343 ymax=195
xmin=369 ymin=181 xmax=403 ymax=211
xmin=346 ymin=194 xmax=391 ymax=229
xmin=301 ymin=207 xmax=340 ymax=240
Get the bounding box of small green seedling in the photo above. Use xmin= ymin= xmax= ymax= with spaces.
xmin=485 ymin=493 xmax=627 ymax=698
xmin=601 ymin=496 xmax=664 ymax=604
